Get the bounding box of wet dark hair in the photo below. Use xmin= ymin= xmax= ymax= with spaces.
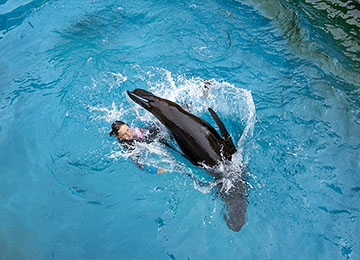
xmin=109 ymin=120 xmax=127 ymax=137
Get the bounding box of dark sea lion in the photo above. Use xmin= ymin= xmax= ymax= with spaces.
xmin=127 ymin=88 xmax=247 ymax=231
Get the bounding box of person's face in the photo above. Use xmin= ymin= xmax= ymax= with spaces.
xmin=117 ymin=124 xmax=133 ymax=140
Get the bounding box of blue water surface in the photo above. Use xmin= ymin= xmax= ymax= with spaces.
xmin=0 ymin=0 xmax=359 ymax=259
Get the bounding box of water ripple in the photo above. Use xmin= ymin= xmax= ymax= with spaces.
xmin=0 ymin=0 xmax=50 ymax=38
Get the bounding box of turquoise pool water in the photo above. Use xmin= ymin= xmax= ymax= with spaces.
xmin=0 ymin=0 xmax=359 ymax=259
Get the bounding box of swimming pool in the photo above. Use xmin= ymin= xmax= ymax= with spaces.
xmin=0 ymin=0 xmax=359 ymax=259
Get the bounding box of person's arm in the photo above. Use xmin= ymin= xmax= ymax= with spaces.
xmin=118 ymin=137 xmax=166 ymax=173
xmin=135 ymin=125 xmax=168 ymax=173
xmin=132 ymin=154 xmax=166 ymax=174
xmin=156 ymin=168 xmax=166 ymax=174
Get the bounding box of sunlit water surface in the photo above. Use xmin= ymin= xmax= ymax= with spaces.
xmin=0 ymin=0 xmax=359 ymax=259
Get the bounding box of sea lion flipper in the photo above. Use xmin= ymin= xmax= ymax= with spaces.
xmin=208 ymin=107 xmax=229 ymax=138
xmin=208 ymin=108 xmax=236 ymax=151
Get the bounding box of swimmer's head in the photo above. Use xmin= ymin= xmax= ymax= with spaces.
xmin=109 ymin=121 xmax=134 ymax=140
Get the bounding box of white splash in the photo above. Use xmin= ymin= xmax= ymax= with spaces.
xmin=89 ymin=102 xmax=125 ymax=123
xmin=106 ymin=72 xmax=128 ymax=91
xmin=90 ymin=66 xmax=256 ymax=190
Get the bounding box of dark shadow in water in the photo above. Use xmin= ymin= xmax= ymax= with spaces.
xmin=217 ymin=175 xmax=249 ymax=232
xmin=0 ymin=0 xmax=51 ymax=37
